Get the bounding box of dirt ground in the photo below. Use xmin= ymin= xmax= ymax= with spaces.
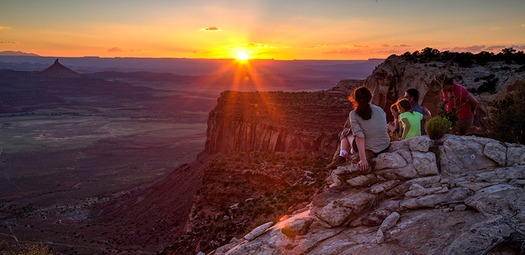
xmin=0 ymin=112 xmax=207 ymax=254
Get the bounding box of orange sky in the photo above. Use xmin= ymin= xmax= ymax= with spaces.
xmin=1 ymin=0 xmax=524 ymax=60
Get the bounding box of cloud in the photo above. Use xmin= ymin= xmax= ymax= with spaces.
xmin=322 ymin=44 xmax=370 ymax=55
xmin=306 ymin=44 xmax=330 ymax=49
xmin=246 ymin=42 xmax=277 ymax=49
xmin=322 ymin=48 xmax=364 ymax=55
xmin=107 ymin=47 xmax=124 ymax=53
xmin=0 ymin=25 xmax=11 ymax=30
xmin=0 ymin=41 xmax=18 ymax=44
xmin=225 ymin=42 xmax=278 ymax=50
xmin=457 ymin=45 xmax=487 ymax=52
xmin=381 ymin=44 xmax=410 ymax=48
xmin=521 ymin=24 xmax=525 ymax=28
xmin=200 ymin=26 xmax=221 ymax=32
xmin=445 ymin=45 xmax=525 ymax=53
xmin=107 ymin=47 xmax=149 ymax=54
xmin=484 ymin=45 xmax=507 ymax=51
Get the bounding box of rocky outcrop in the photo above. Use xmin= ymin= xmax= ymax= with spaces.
xmin=363 ymin=56 xmax=525 ymax=128
xmin=213 ymin=135 xmax=525 ymax=255
xmin=41 ymin=58 xmax=80 ymax=77
xmin=204 ymin=80 xmax=362 ymax=155
xmin=169 ymin=55 xmax=525 ymax=254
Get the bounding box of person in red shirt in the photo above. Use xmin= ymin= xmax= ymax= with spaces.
xmin=436 ymin=74 xmax=478 ymax=135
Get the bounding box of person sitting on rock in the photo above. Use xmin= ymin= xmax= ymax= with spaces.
xmin=349 ymin=86 xmax=391 ymax=171
xmin=326 ymin=86 xmax=391 ymax=171
xmin=397 ymin=98 xmax=423 ymax=140
xmin=387 ymin=102 xmax=402 ymax=140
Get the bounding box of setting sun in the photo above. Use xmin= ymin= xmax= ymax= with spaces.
xmin=236 ymin=51 xmax=250 ymax=61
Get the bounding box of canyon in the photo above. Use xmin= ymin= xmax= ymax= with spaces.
xmin=163 ymin=53 xmax=525 ymax=254
xmin=1 ymin=52 xmax=524 ymax=254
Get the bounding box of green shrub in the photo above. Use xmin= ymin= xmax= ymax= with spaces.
xmin=487 ymin=83 xmax=525 ymax=144
xmin=425 ymin=116 xmax=452 ymax=140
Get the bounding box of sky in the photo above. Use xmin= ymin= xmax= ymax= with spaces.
xmin=1 ymin=0 xmax=524 ymax=60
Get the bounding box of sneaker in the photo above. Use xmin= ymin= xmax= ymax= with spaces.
xmin=326 ymin=156 xmax=346 ymax=170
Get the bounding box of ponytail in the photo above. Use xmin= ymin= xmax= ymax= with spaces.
xmin=350 ymin=86 xmax=372 ymax=120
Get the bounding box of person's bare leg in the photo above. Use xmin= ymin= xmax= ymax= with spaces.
xmin=341 ymin=137 xmax=350 ymax=155
xmin=345 ymin=135 xmax=354 ymax=154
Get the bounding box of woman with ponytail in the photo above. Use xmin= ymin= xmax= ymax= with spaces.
xmin=349 ymin=86 xmax=390 ymax=171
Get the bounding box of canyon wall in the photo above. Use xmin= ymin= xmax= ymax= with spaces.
xmin=160 ymin=55 xmax=525 ymax=254
xmin=203 ymin=80 xmax=363 ymax=155
xmin=180 ymin=56 xmax=525 ymax=254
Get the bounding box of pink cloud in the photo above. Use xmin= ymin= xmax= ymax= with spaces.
xmin=322 ymin=48 xmax=365 ymax=55
xmin=107 ymin=47 xmax=124 ymax=52
xmin=200 ymin=26 xmax=221 ymax=32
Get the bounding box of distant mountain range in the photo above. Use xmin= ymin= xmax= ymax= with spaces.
xmin=0 ymin=50 xmax=40 ymax=56
xmin=0 ymin=53 xmax=384 ymax=80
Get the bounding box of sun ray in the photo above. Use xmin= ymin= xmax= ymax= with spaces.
xmin=236 ymin=50 xmax=249 ymax=61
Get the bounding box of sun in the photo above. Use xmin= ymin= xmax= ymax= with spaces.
xmin=236 ymin=50 xmax=250 ymax=61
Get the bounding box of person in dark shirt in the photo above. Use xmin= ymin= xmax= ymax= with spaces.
xmin=403 ymin=88 xmax=431 ymax=135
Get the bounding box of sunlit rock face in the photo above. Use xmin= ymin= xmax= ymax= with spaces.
xmin=214 ymin=135 xmax=525 ymax=255
xmin=363 ymin=56 xmax=525 ymax=129
xmin=204 ymin=80 xmax=363 ymax=155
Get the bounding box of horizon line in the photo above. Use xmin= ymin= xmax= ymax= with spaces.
xmin=0 ymin=51 xmax=384 ymax=62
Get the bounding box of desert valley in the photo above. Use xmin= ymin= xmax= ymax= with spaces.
xmin=1 ymin=50 xmax=524 ymax=255
xmin=2 ymin=1 xmax=524 ymax=254
xmin=0 ymin=56 xmax=380 ymax=254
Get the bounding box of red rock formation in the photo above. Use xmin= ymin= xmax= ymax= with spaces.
xmin=204 ymin=82 xmax=362 ymax=155
xmin=363 ymin=55 xmax=525 ymax=130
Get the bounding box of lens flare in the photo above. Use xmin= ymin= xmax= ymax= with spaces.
xmin=236 ymin=51 xmax=249 ymax=61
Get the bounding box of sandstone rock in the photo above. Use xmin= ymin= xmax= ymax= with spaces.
xmin=312 ymin=190 xmax=376 ymax=227
xmin=374 ymin=152 xmax=408 ymax=170
xmin=375 ymin=165 xmax=418 ymax=179
xmin=346 ymin=174 xmax=377 ymax=187
xmin=408 ymin=136 xmax=431 ymax=152
xmin=405 ymin=175 xmax=442 ymax=188
xmin=412 ymin=151 xmax=439 ymax=176
xmin=464 ymin=184 xmax=525 ymax=218
xmin=483 ymin=141 xmax=507 ymax=166
xmin=213 ymin=132 xmax=525 ymax=254
xmin=440 ymin=136 xmax=498 ymax=177
xmin=379 ymin=211 xmax=400 ymax=232
xmin=243 ymin=222 xmax=274 ymax=241
xmin=507 ymin=144 xmax=525 ymax=166
xmin=369 ymin=180 xmax=400 ymax=194
xmin=280 ymin=215 xmax=314 ymax=238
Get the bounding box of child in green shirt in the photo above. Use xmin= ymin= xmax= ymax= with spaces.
xmin=397 ymin=99 xmax=423 ymax=139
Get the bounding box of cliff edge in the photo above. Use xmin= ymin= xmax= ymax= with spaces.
xmin=212 ymin=135 xmax=525 ymax=255
xmin=171 ymin=54 xmax=525 ymax=254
